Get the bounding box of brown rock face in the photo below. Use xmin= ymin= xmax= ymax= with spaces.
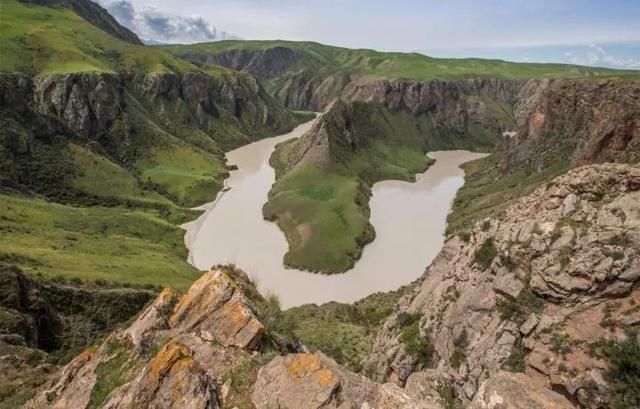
xmin=101 ymin=342 xmax=217 ymax=409
xmin=252 ymin=353 xmax=340 ymax=409
xmin=365 ymin=163 xmax=640 ymax=407
xmin=252 ymin=352 xmax=443 ymax=409
xmin=169 ymin=270 xmax=265 ymax=349
xmin=470 ymin=371 xmax=574 ymax=409
xmin=503 ymin=80 xmax=640 ymax=172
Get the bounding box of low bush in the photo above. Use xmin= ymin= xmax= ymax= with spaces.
xmin=603 ymin=330 xmax=640 ymax=409
xmin=400 ymin=314 xmax=433 ymax=366
xmin=474 ymin=238 xmax=497 ymax=269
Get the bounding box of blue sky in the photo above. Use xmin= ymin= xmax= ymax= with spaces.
xmin=100 ymin=0 xmax=640 ymax=68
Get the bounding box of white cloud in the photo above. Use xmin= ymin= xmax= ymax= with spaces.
xmin=97 ymin=0 xmax=238 ymax=44
xmin=564 ymin=44 xmax=640 ymax=69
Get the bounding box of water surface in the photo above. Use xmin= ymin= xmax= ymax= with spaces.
xmin=184 ymin=120 xmax=487 ymax=308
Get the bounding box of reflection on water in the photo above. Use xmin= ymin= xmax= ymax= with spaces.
xmin=184 ymin=120 xmax=487 ymax=308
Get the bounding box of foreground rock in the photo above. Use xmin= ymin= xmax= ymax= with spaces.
xmin=252 ymin=352 xmax=442 ymax=409
xmin=25 ymin=267 xmax=263 ymax=409
xmin=365 ymin=163 xmax=640 ymax=408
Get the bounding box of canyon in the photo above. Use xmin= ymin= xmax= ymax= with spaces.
xmin=1 ymin=2 xmax=639 ymax=409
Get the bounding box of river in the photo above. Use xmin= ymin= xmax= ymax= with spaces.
xmin=183 ymin=119 xmax=487 ymax=308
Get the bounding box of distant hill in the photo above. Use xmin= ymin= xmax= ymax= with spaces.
xmin=20 ymin=0 xmax=143 ymax=45
xmin=164 ymin=39 xmax=640 ymax=82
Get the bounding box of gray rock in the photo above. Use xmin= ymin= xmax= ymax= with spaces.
xmin=561 ymin=194 xmax=579 ymax=217
xmin=520 ymin=314 xmax=540 ymax=336
xmin=493 ymin=274 xmax=524 ymax=299
xmin=470 ymin=372 xmax=574 ymax=409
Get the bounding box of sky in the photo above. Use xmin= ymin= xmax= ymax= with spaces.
xmin=98 ymin=0 xmax=640 ymax=69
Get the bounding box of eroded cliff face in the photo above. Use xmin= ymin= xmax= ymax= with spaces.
xmin=176 ymin=47 xmax=640 ymax=175
xmin=364 ymin=163 xmax=640 ymax=408
xmin=1 ymin=70 xmax=294 ymax=149
xmin=0 ymin=70 xmax=299 ymax=205
xmin=503 ymin=79 xmax=640 ymax=172
xmin=180 ymin=47 xmax=304 ymax=82
xmin=273 ymin=75 xmax=640 ymax=184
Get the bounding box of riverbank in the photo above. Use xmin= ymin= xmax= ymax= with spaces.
xmin=183 ymin=120 xmax=487 ymax=307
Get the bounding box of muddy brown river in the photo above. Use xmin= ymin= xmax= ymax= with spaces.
xmin=183 ymin=119 xmax=487 ymax=308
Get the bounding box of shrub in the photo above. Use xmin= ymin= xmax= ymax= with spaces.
xmin=438 ymin=381 xmax=461 ymax=409
xmin=609 ymin=233 xmax=632 ymax=247
xmin=474 ymin=238 xmax=497 ymax=269
xmin=603 ymin=329 xmax=640 ymax=409
xmin=550 ymin=333 xmax=573 ymax=355
xmin=504 ymin=339 xmax=526 ymax=372
xmin=497 ymin=288 xmax=544 ymax=324
xmin=449 ymin=330 xmax=468 ymax=369
xmin=400 ymin=314 xmax=433 ymax=366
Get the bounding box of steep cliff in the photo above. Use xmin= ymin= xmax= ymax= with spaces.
xmin=503 ymin=79 xmax=640 ymax=172
xmin=0 ymin=263 xmax=154 ymax=408
xmin=0 ymin=69 xmax=297 ymax=206
xmin=364 ymin=163 xmax=640 ymax=408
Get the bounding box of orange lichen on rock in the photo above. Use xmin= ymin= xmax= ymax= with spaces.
xmin=316 ymin=369 xmax=335 ymax=386
xmin=147 ymin=342 xmax=191 ymax=385
xmin=287 ymin=353 xmax=322 ymax=377
xmin=168 ymin=268 xmax=265 ymax=349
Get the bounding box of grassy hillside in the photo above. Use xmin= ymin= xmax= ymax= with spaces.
xmin=0 ymin=194 xmax=201 ymax=289
xmin=165 ymin=39 xmax=640 ymax=81
xmin=0 ymin=0 xmax=193 ymax=74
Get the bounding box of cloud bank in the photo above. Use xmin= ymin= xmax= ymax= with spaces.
xmin=564 ymin=44 xmax=640 ymax=69
xmin=97 ymin=0 xmax=238 ymax=44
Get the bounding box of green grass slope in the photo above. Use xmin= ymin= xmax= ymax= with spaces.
xmin=0 ymin=0 xmax=192 ymax=74
xmin=165 ymin=39 xmax=640 ymax=82
xmin=0 ymin=194 xmax=200 ymax=289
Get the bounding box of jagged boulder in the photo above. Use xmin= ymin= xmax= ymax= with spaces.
xmin=169 ymin=269 xmax=265 ymax=349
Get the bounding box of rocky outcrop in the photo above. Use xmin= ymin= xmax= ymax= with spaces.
xmin=252 ymin=352 xmax=442 ymax=409
xmin=252 ymin=352 xmax=573 ymax=409
xmin=0 ymin=263 xmax=153 ymax=353
xmin=25 ymin=266 xmax=264 ymax=409
xmin=24 ymin=262 xmax=588 ymax=408
xmin=169 ymin=270 xmax=265 ymax=349
xmin=101 ymin=342 xmax=218 ymax=409
xmin=2 ymin=69 xmax=294 ymax=144
xmin=0 ymin=264 xmax=62 ymax=350
xmin=365 ymin=163 xmax=640 ymax=408
xmin=273 ymin=75 xmax=523 ymax=138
